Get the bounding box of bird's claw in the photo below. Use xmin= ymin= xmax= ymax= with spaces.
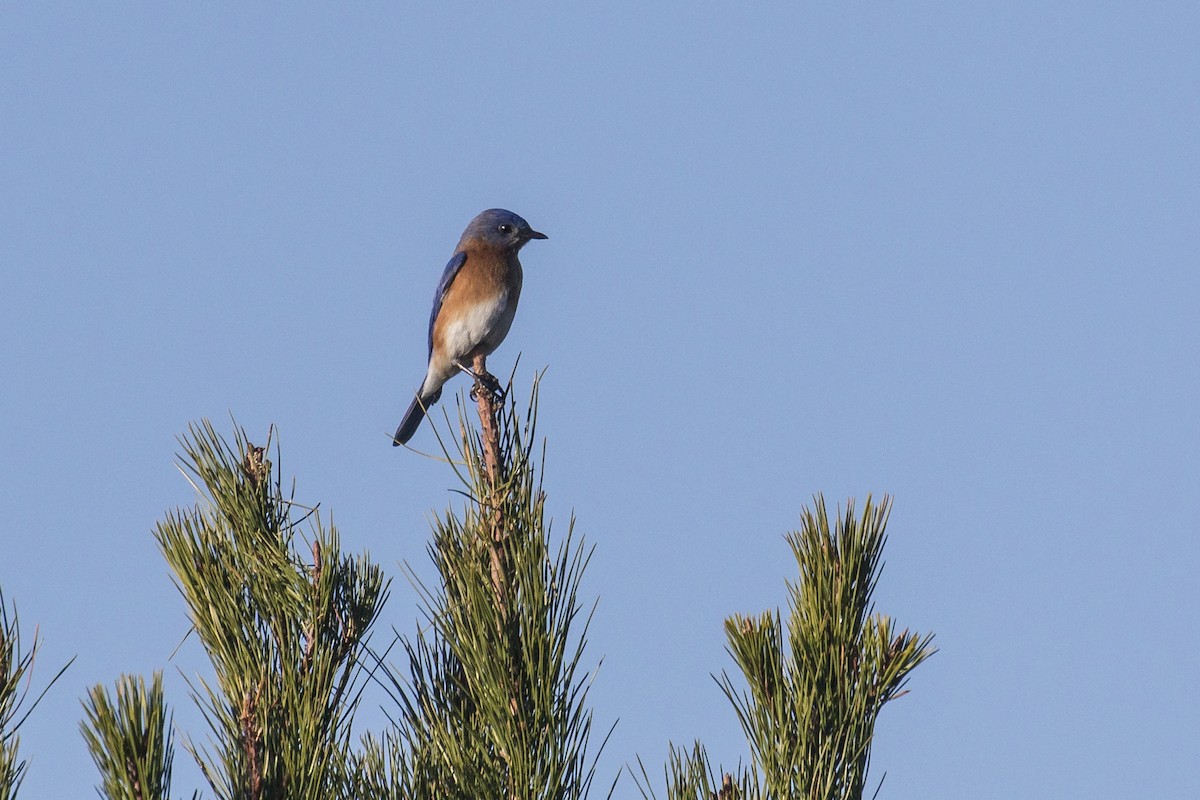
xmin=470 ymin=371 xmax=504 ymax=402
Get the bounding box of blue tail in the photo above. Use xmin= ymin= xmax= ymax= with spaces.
xmin=392 ymin=388 xmax=441 ymax=446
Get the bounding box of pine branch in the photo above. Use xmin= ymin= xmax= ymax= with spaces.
xmin=633 ymin=743 xmax=760 ymax=800
xmin=470 ymin=353 xmax=511 ymax=614
xmin=648 ymin=495 xmax=935 ymax=800
xmin=357 ymin=373 xmax=610 ymax=800
xmin=155 ymin=420 xmax=387 ymax=800
xmin=0 ymin=588 xmax=73 ymax=800
xmin=80 ymin=673 xmax=178 ymax=800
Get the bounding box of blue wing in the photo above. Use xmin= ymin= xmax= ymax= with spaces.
xmin=427 ymin=251 xmax=467 ymax=359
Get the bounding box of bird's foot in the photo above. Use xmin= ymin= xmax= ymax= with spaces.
xmin=469 ymin=370 xmax=504 ymax=402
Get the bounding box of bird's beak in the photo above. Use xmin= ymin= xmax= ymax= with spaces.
xmin=528 ymin=229 xmax=548 ymax=240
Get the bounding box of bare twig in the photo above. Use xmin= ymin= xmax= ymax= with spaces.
xmin=471 ymin=354 xmax=510 ymax=609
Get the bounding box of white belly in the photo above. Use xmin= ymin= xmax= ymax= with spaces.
xmin=441 ymin=292 xmax=518 ymax=360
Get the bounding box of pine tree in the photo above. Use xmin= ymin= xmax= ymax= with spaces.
xmin=637 ymin=495 xmax=935 ymax=800
xmin=110 ymin=421 xmax=389 ymax=800
xmin=69 ymin=368 xmax=930 ymax=800
xmin=354 ymin=367 xmax=612 ymax=800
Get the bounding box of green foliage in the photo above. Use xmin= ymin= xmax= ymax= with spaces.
xmin=154 ymin=421 xmax=387 ymax=800
xmin=0 ymin=589 xmax=72 ymax=800
xmin=638 ymin=495 xmax=934 ymax=800
xmin=355 ymin=381 xmax=611 ymax=800
xmin=0 ymin=591 xmax=33 ymax=800
xmin=60 ymin=389 xmax=931 ymax=800
xmin=636 ymin=742 xmax=759 ymax=800
xmin=80 ymin=672 xmax=187 ymax=800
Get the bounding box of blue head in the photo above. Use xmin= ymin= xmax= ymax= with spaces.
xmin=458 ymin=208 xmax=548 ymax=252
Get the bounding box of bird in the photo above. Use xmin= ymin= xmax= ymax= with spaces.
xmin=393 ymin=208 xmax=548 ymax=446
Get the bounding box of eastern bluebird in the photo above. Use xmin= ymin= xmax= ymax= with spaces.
xmin=392 ymin=208 xmax=548 ymax=446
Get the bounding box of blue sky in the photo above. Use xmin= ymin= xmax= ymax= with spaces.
xmin=2 ymin=3 xmax=1198 ymax=797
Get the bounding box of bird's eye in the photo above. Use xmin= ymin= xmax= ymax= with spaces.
xmin=498 ymin=224 xmax=513 ymax=234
